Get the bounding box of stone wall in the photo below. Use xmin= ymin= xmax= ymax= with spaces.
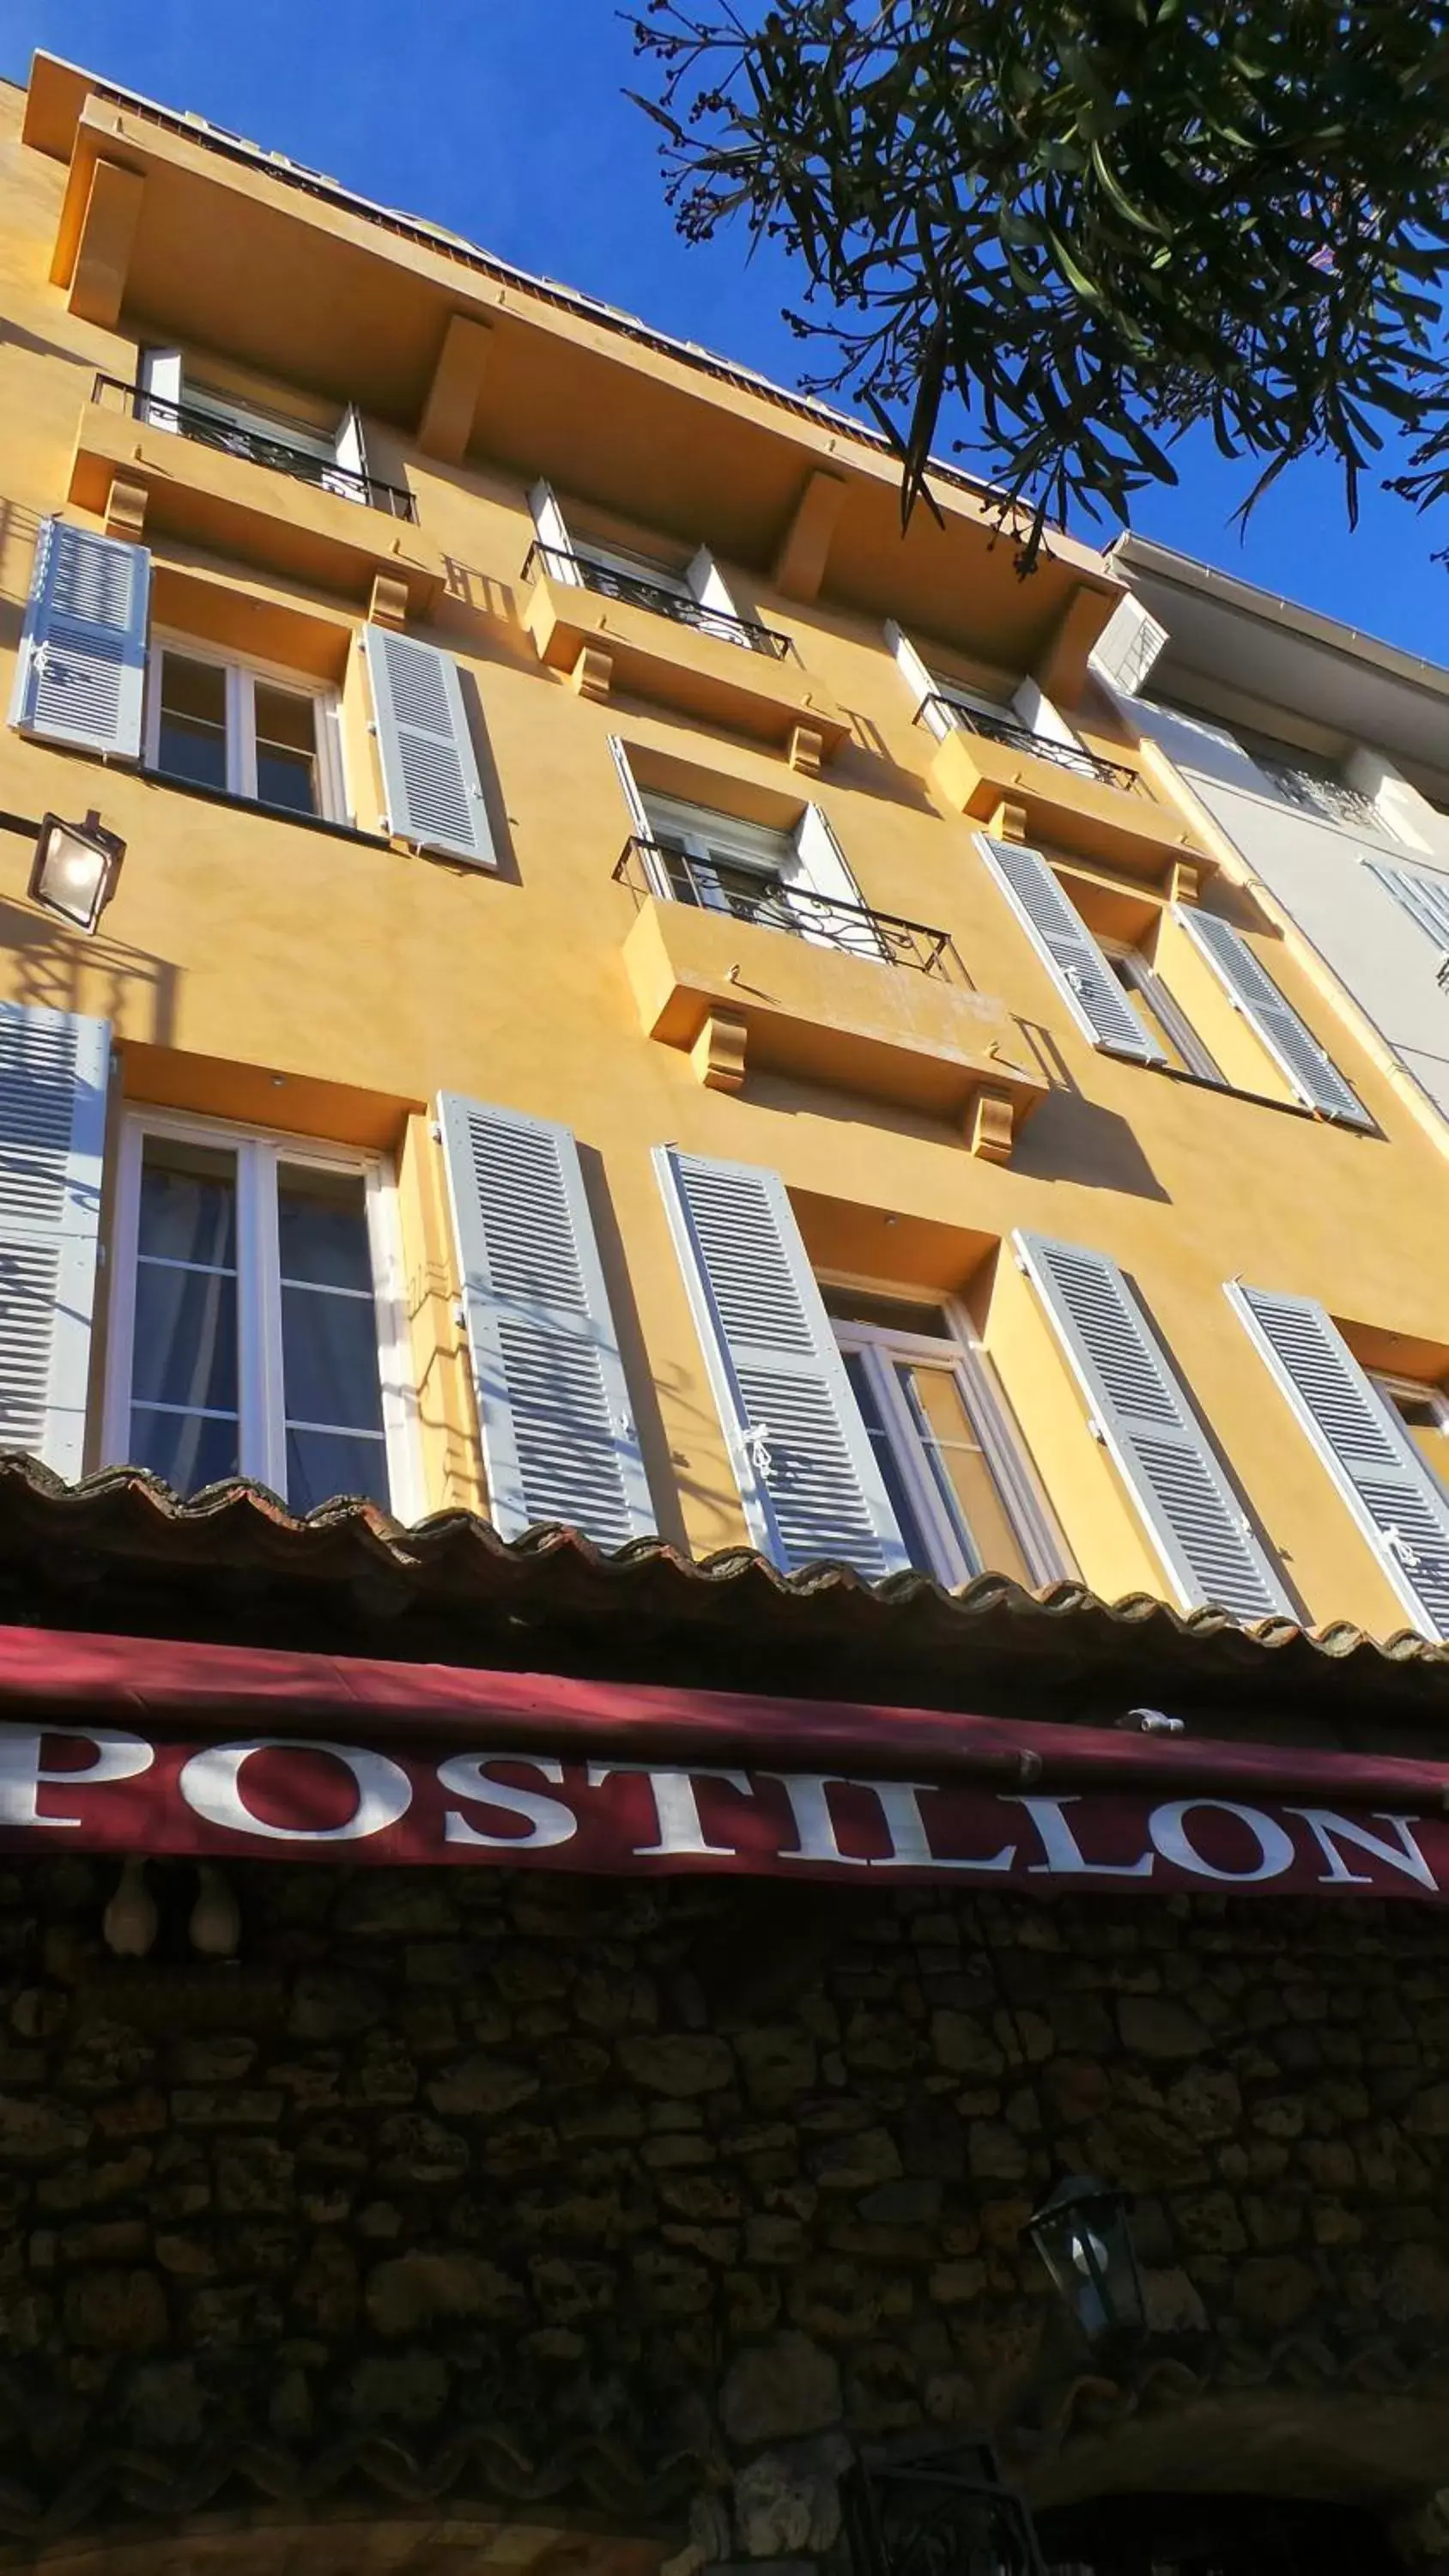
xmin=1 ymin=1856 xmax=1448 ymax=2560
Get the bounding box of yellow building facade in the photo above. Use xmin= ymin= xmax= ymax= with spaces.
xmin=4 ymin=49 xmax=1449 ymax=1643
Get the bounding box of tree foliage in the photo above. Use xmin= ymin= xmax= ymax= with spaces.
xmin=627 ymin=0 xmax=1449 ymax=562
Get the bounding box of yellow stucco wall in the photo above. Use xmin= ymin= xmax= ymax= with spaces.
xmin=1 ymin=66 xmax=1446 ymax=1639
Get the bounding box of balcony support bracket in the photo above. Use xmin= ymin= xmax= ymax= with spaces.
xmin=418 ymin=314 xmax=493 ymax=463
xmin=989 ymin=795 xmax=1031 ymax=844
xmin=367 ymin=573 xmax=411 ymax=631
xmin=690 ymin=1010 xmax=749 ymax=1094
xmin=103 ymin=475 xmax=148 ymax=544
xmin=570 ymin=643 xmax=615 ymax=704
xmin=1169 ymin=855 xmax=1204 ymax=908
xmin=968 ymin=1084 xmax=1017 ymax=1164
xmin=788 ymin=722 xmax=826 ymax=778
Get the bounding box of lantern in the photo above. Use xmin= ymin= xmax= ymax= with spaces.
xmin=1023 ymin=2172 xmax=1145 ymax=2350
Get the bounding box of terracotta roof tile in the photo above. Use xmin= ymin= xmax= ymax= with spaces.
xmin=2 ymin=1457 xmax=1448 ymax=1746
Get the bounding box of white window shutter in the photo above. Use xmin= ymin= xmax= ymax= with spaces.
xmin=528 ymin=478 xmax=581 ymax=583
xmin=654 ymin=1145 xmax=910 ymax=1579
xmin=10 ymin=519 xmax=149 ymax=761
xmin=788 ymin=805 xmax=882 ymax=958
xmin=1010 ymin=677 xmax=1078 ymax=749
xmin=0 ymin=1003 xmax=110 ymax=1480
xmin=138 ymin=347 xmax=183 ymax=432
xmin=1361 ymin=855 xmax=1449 ymax=957
xmin=883 ymin=621 xmax=951 ymax=738
xmin=360 ymin=624 xmax=494 ymax=866
xmin=323 ymin=404 xmax=368 ymax=503
xmin=1227 ymin=1283 xmax=1449 ymax=1639
xmin=1173 ymin=905 xmax=1369 ymax=1127
xmin=438 ymin=1094 xmax=655 ymax=1546
xmin=607 ymin=736 xmax=653 ymax=841
xmin=685 ymin=545 xmax=743 ymax=629
xmin=975 ymin=834 xmax=1165 ymax=1060
xmin=1016 ymin=1231 xmax=1291 ymax=1621
xmin=1089 ymin=595 xmax=1170 ymax=697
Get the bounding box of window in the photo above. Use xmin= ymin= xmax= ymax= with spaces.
xmin=1102 ymin=941 xmax=1223 ymax=1083
xmin=1236 ymin=729 xmax=1385 ymax=831
xmin=636 ymin=788 xmax=887 ymax=961
xmin=822 ymin=1287 xmax=1065 ymax=1586
xmin=146 ymin=641 xmax=346 ymax=822
xmin=104 ymin=1115 xmax=418 ymax=1516
xmin=1372 ymin=1371 xmax=1449 ymax=1481
xmin=643 ymin=792 xmax=795 ymax=921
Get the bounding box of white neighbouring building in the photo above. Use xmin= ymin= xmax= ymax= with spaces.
xmin=1100 ymin=534 xmax=1449 ymax=1138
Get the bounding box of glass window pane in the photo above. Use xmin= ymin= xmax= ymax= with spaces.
xmin=255 ymin=745 xmax=318 ymax=816
xmin=254 ymin=684 xmax=318 ymax=756
xmin=130 ymin=1404 xmax=239 ymax=1495
xmin=282 ymin=1285 xmax=385 ymax=1434
xmin=254 ymin=685 xmax=319 ymax=816
xmin=276 ymin=1164 xmax=373 ymax=1291
xmin=156 ymin=654 xmax=228 ymax=792
xmin=286 ymin=1426 xmax=391 ymax=1514
xmin=132 ymin=1263 xmax=239 ymax=1412
xmin=898 ymin=1363 xmax=1032 ymax=1584
xmin=161 ymin=655 xmax=227 ymax=727
xmin=841 ymin=1349 xmax=935 ymax=1576
xmin=138 ymin=1138 xmax=238 ymax=1267
xmin=822 ymin=1287 xmax=951 ymax=1336
xmin=1380 ymin=1381 xmax=1449 ymax=1478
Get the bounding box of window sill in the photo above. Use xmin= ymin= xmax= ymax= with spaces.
xmin=1106 ymin=1047 xmax=1373 ymax=1131
xmin=140 ymin=767 xmax=392 ymax=848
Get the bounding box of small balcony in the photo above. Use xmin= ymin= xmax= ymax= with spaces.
xmin=69 ymin=376 xmax=441 ymax=612
xmin=919 ymin=695 xmax=1207 ymax=880
xmin=521 ymin=551 xmax=849 ymax=765
xmin=90 ymin=374 xmax=418 ymax=518
xmin=526 ymin=543 xmax=790 ymax=658
xmin=615 ymin=839 xmax=1046 ymax=1156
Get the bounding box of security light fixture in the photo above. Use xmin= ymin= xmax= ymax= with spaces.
xmin=28 ymin=810 xmax=125 ymax=933
xmin=1023 ymin=2172 xmax=1145 ymax=2351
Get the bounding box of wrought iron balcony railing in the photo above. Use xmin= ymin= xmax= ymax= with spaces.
xmin=91 ymin=374 xmax=418 ymax=521
xmin=524 ymin=541 xmax=792 ymax=659
xmin=615 ymin=838 xmax=955 ymax=976
xmin=917 ymin=694 xmax=1143 ymax=795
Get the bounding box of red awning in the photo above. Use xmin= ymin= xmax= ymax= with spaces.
xmin=0 ymin=1622 xmax=1444 ymax=1899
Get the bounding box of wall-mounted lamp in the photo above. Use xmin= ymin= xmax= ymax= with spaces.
xmin=29 ymin=811 xmax=126 ymax=933
xmin=1023 ymin=2172 xmax=1145 ymax=2351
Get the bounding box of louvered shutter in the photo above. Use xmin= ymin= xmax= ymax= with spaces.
xmin=0 ymin=1003 xmax=110 ymax=1480
xmin=10 ymin=519 xmax=149 ymax=760
xmin=1016 ymin=1232 xmax=1290 ymax=1620
xmin=360 ymin=624 xmax=494 ymax=866
xmin=975 ymin=835 xmax=1164 ymax=1061
xmin=1173 ymin=906 xmax=1368 ymax=1126
xmin=438 ymin=1094 xmax=654 ymax=1546
xmin=655 ymin=1145 xmax=909 ymax=1578
xmin=528 ymin=479 xmax=582 ymax=585
xmin=1361 ymin=855 xmax=1449 ymax=957
xmin=1227 ymin=1283 xmax=1449 ymax=1638
xmin=1089 ymin=595 xmax=1169 ymax=698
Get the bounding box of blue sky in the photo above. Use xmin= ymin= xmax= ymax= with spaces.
xmin=9 ymin=0 xmax=1448 ymax=663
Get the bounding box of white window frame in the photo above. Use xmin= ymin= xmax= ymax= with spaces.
xmin=826 ymin=1294 xmax=1070 ymax=1587
xmin=1100 ymin=937 xmax=1224 ymax=1084
xmin=1372 ymin=1371 xmax=1449 ymax=1474
xmin=143 ymin=631 xmax=349 ymax=824
xmin=639 ymin=790 xmax=795 ymax=912
xmin=102 ymin=1108 xmax=422 ymax=1520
